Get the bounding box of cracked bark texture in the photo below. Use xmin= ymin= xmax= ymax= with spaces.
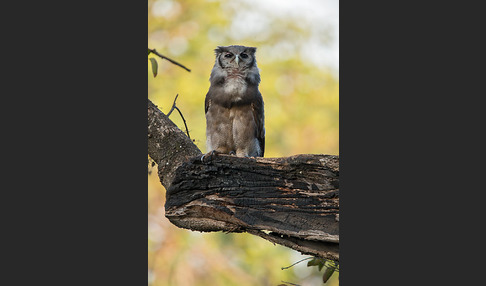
xmin=148 ymin=99 xmax=202 ymax=188
xmin=148 ymin=99 xmax=339 ymax=261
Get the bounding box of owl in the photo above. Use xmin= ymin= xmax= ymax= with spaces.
xmin=204 ymin=45 xmax=265 ymax=158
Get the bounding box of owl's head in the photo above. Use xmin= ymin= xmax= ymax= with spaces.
xmin=214 ymin=45 xmax=257 ymax=70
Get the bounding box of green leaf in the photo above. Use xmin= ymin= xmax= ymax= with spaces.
xmin=149 ymin=58 xmax=158 ymax=77
xmin=317 ymin=261 xmax=325 ymax=271
xmin=307 ymin=257 xmax=326 ymax=272
xmin=307 ymin=258 xmax=319 ymax=267
xmin=322 ymin=266 xmax=335 ymax=283
xmin=148 ymin=49 xmax=152 ymax=55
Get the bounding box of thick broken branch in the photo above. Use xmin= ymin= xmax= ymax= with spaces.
xmin=147 ymin=99 xmax=339 ymax=261
xmin=165 ymin=154 xmax=339 ymax=261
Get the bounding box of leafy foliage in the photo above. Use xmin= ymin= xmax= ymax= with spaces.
xmin=307 ymin=257 xmax=339 ymax=284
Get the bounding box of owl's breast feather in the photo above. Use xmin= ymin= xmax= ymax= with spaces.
xmin=223 ymin=75 xmax=247 ymax=100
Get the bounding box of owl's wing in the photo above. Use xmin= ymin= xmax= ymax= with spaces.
xmin=252 ymin=91 xmax=265 ymax=157
xmin=204 ymin=92 xmax=211 ymax=114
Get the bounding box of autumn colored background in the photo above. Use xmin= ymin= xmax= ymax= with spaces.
xmin=148 ymin=0 xmax=339 ymax=285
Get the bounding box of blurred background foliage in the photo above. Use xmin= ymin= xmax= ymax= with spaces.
xmin=148 ymin=0 xmax=339 ymax=285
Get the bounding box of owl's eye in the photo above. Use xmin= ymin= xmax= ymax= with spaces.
xmin=240 ymin=53 xmax=248 ymax=59
xmin=224 ymin=53 xmax=233 ymax=58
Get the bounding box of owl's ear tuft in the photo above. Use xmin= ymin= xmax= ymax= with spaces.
xmin=214 ymin=46 xmax=227 ymax=55
xmin=247 ymin=47 xmax=257 ymax=54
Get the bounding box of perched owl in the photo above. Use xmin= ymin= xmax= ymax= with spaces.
xmin=204 ymin=45 xmax=265 ymax=158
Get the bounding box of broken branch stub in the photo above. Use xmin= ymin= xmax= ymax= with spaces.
xmin=165 ymin=154 xmax=339 ymax=261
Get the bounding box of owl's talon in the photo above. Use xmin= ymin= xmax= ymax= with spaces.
xmin=201 ymin=150 xmax=219 ymax=163
xmin=229 ymin=151 xmax=236 ymax=155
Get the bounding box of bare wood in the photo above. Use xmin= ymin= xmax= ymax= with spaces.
xmin=165 ymin=154 xmax=339 ymax=261
xmin=148 ymin=99 xmax=339 ymax=261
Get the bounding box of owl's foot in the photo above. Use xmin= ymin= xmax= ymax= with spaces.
xmin=200 ymin=150 xmax=220 ymax=163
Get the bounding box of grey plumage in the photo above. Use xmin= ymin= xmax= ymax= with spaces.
xmin=205 ymin=45 xmax=265 ymax=157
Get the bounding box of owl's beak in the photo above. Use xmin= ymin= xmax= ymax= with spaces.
xmin=235 ymin=55 xmax=239 ymax=65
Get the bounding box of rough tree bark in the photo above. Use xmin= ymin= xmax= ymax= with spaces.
xmin=148 ymin=99 xmax=339 ymax=261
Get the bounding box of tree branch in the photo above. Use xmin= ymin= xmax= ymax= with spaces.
xmin=148 ymin=99 xmax=339 ymax=261
xmin=148 ymin=49 xmax=191 ymax=72
xmin=148 ymin=99 xmax=201 ymax=188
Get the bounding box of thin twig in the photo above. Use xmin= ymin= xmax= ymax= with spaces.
xmin=148 ymin=48 xmax=191 ymax=72
xmin=173 ymin=106 xmax=191 ymax=140
xmin=167 ymin=94 xmax=179 ymax=117
xmin=280 ymin=281 xmax=301 ymax=286
xmin=326 ymin=261 xmax=340 ymax=272
xmin=281 ymin=257 xmax=314 ymax=270
xmin=166 ymin=94 xmax=191 ymax=139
